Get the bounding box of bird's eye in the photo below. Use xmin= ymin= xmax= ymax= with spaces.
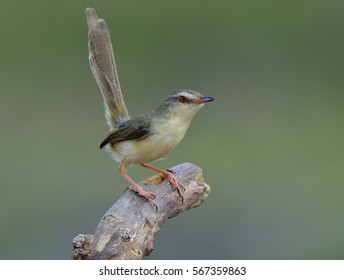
xmin=178 ymin=96 xmax=188 ymax=103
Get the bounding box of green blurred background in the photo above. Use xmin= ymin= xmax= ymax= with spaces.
xmin=1 ymin=0 xmax=344 ymax=259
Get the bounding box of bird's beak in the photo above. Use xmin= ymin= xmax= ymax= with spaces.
xmin=193 ymin=96 xmax=214 ymax=104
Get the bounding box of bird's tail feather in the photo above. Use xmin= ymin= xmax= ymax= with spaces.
xmin=86 ymin=7 xmax=129 ymax=129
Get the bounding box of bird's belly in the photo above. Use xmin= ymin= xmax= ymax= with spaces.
xmin=109 ymin=120 xmax=189 ymax=164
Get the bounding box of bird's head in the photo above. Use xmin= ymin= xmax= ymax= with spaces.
xmin=157 ymin=89 xmax=214 ymax=121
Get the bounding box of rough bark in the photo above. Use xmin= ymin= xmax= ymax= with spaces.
xmin=71 ymin=162 xmax=211 ymax=260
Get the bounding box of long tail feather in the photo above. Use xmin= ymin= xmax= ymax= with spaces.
xmin=86 ymin=7 xmax=129 ymax=129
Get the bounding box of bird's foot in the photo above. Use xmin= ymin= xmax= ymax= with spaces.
xmin=129 ymin=184 xmax=158 ymax=211
xmin=140 ymin=163 xmax=186 ymax=202
xmin=165 ymin=170 xmax=187 ymax=202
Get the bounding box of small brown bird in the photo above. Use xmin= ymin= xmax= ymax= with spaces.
xmin=86 ymin=8 xmax=214 ymax=209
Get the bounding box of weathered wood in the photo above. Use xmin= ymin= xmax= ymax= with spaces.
xmin=71 ymin=162 xmax=211 ymax=260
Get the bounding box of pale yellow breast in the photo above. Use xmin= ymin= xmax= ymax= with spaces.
xmin=109 ymin=116 xmax=191 ymax=164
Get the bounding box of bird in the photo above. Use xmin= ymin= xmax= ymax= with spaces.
xmin=85 ymin=7 xmax=214 ymax=210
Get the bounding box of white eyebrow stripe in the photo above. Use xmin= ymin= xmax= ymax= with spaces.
xmin=179 ymin=92 xmax=194 ymax=99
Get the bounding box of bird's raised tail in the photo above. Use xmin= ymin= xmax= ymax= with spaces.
xmin=86 ymin=7 xmax=129 ymax=129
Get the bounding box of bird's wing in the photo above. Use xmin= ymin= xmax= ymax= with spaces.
xmin=86 ymin=7 xmax=129 ymax=129
xmin=99 ymin=123 xmax=150 ymax=149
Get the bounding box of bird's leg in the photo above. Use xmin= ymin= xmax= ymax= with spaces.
xmin=140 ymin=163 xmax=186 ymax=200
xmin=119 ymin=164 xmax=158 ymax=210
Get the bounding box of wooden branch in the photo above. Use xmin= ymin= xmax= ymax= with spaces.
xmin=71 ymin=162 xmax=211 ymax=260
